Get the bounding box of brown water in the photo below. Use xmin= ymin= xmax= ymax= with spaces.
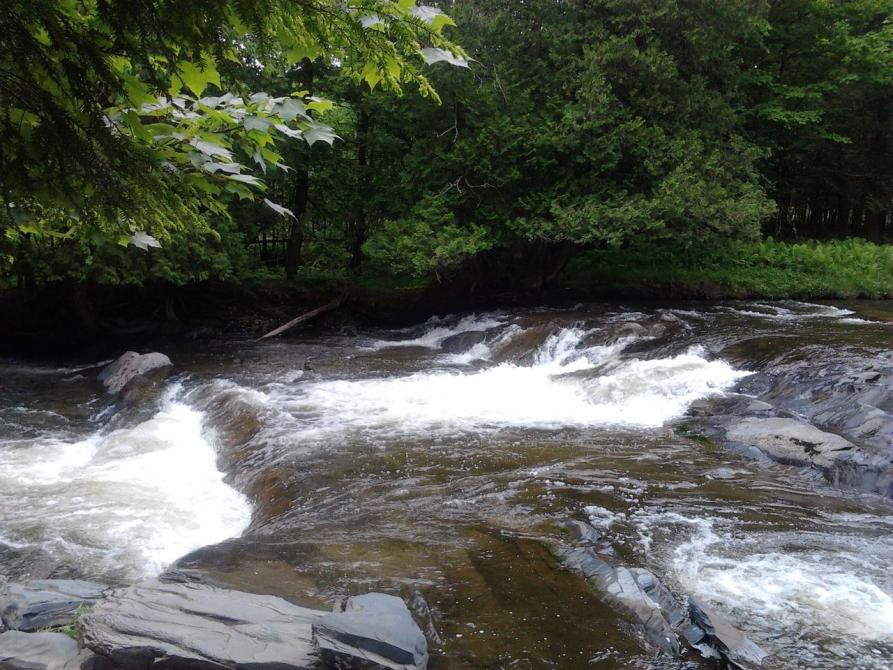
xmin=1 ymin=301 xmax=892 ymax=669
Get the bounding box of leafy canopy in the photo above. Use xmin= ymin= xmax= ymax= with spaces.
xmin=0 ymin=0 xmax=465 ymax=256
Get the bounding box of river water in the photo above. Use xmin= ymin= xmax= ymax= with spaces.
xmin=1 ymin=301 xmax=891 ymax=669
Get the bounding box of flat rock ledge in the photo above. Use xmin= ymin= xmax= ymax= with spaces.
xmin=0 ymin=630 xmax=109 ymax=670
xmin=0 ymin=579 xmax=107 ymax=633
xmin=78 ymin=579 xmax=427 ymax=670
xmin=725 ymin=416 xmax=893 ymax=496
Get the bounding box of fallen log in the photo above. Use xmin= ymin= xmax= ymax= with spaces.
xmin=255 ymin=294 xmax=345 ymax=341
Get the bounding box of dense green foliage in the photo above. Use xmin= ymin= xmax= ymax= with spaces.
xmin=2 ymin=0 xmax=892 ymax=296
xmin=566 ymin=239 xmax=893 ymax=299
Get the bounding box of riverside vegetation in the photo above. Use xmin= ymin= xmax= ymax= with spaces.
xmin=2 ymin=0 xmax=893 ymax=328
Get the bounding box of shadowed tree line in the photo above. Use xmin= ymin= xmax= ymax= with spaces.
xmin=1 ymin=0 xmax=891 ymax=296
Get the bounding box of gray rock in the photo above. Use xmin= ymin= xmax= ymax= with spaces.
xmin=0 ymin=580 xmax=106 ymax=632
xmin=615 ymin=322 xmax=646 ymax=339
xmin=440 ymin=331 xmax=486 ymax=354
xmin=0 ymin=630 xmax=107 ymax=670
xmin=726 ymin=417 xmax=856 ymax=470
xmin=313 ymin=593 xmax=428 ymax=670
xmin=97 ymin=352 xmax=172 ymax=394
xmin=685 ymin=598 xmax=766 ymax=669
xmin=80 ymin=579 xmax=325 ymax=670
xmin=558 ymin=520 xmax=614 ymax=555
xmin=725 ymin=417 xmax=893 ymax=495
xmin=558 ymin=547 xmax=681 ymax=654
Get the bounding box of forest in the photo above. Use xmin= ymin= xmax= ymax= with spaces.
xmin=2 ymin=0 xmax=893 ymax=333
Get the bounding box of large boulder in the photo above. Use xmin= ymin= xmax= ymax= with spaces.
xmin=313 ymin=593 xmax=428 ymax=670
xmin=0 ymin=580 xmax=106 ymax=632
xmin=97 ymin=352 xmax=172 ymax=395
xmin=0 ymin=630 xmax=108 ymax=670
xmin=684 ymin=598 xmax=766 ymax=670
xmin=80 ymin=579 xmax=324 ymax=670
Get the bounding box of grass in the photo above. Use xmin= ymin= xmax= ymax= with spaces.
xmin=563 ymin=238 xmax=893 ymax=299
xmin=37 ymin=604 xmax=91 ymax=640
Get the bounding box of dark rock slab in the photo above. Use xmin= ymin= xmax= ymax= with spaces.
xmin=684 ymin=598 xmax=766 ymax=669
xmin=558 ymin=520 xmax=614 ymax=556
xmin=0 ymin=580 xmax=106 ymax=632
xmin=701 ymin=349 xmax=893 ymax=497
xmin=80 ymin=579 xmax=325 ymax=670
xmin=490 ymin=324 xmax=554 ymax=364
xmin=558 ymin=547 xmax=682 ymax=654
xmin=440 ymin=331 xmax=486 ymax=354
xmin=97 ymin=352 xmax=172 ymax=395
xmin=0 ymin=630 xmax=108 ymax=670
xmin=313 ymin=593 xmax=428 ymax=670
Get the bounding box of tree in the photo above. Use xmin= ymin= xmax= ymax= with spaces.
xmin=0 ymin=0 xmax=465 ymax=279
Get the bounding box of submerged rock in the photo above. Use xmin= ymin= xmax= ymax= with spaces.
xmin=97 ymin=352 xmax=172 ymax=395
xmin=558 ymin=547 xmax=682 ymax=654
xmin=490 ymin=323 xmax=554 ymax=364
xmin=0 ymin=630 xmax=108 ymax=670
xmin=80 ymin=579 xmax=324 ymax=670
xmin=684 ymin=598 xmax=767 ymax=669
xmin=0 ymin=580 xmax=106 ymax=632
xmin=558 ymin=519 xmax=614 ymax=556
xmin=440 ymin=330 xmax=487 ymax=354
xmin=313 ymin=593 xmax=428 ymax=670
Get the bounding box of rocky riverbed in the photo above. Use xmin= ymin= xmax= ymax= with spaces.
xmin=1 ymin=300 xmax=891 ymax=669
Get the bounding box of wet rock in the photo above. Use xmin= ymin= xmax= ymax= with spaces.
xmin=97 ymin=352 xmax=172 ymax=395
xmin=726 ymin=417 xmax=893 ymax=495
xmin=727 ymin=417 xmax=855 ymax=470
xmin=0 ymin=547 xmax=79 ymax=583
xmin=558 ymin=520 xmax=614 ymax=555
xmin=0 ymin=630 xmax=107 ymax=670
xmin=80 ymin=579 xmax=324 ymax=670
xmin=557 ymin=547 xmax=682 ymax=654
xmin=313 ymin=593 xmax=428 ymax=670
xmin=617 ymin=322 xmax=646 ymax=338
xmin=684 ymin=598 xmax=766 ymax=669
xmin=490 ymin=324 xmax=554 ymax=364
xmin=0 ymin=580 xmax=106 ymax=632
xmin=440 ymin=330 xmax=486 ymax=354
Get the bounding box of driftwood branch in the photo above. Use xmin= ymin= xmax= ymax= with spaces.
xmin=255 ymin=293 xmax=345 ymax=341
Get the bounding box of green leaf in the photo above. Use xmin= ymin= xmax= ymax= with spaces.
xmin=176 ymin=59 xmax=221 ymax=97
xmin=362 ymin=62 xmax=383 ymax=90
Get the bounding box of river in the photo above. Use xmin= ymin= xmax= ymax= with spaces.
xmin=1 ymin=300 xmax=891 ymax=669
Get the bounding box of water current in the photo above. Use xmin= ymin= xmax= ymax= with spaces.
xmin=1 ymin=300 xmax=891 ymax=669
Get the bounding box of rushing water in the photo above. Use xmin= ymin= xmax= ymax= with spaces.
xmin=1 ymin=301 xmax=891 ymax=669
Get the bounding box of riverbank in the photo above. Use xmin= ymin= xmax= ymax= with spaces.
xmin=2 ymin=239 xmax=892 ymax=356
xmin=564 ymin=239 xmax=893 ymax=300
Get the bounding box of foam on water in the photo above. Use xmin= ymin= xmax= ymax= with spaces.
xmin=720 ymin=301 xmax=874 ymax=323
xmin=644 ymin=511 xmax=893 ymax=668
xmin=273 ymin=326 xmax=747 ymax=436
xmin=366 ymin=312 xmax=507 ymax=350
xmin=0 ymin=387 xmax=251 ymax=579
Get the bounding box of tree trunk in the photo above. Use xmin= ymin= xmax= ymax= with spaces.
xmin=285 ymin=59 xmax=314 ymax=279
xmin=350 ymin=107 xmax=371 ymax=269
